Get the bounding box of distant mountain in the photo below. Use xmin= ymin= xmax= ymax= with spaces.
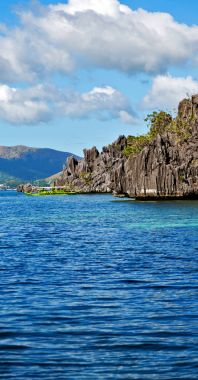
xmin=0 ymin=145 xmax=80 ymax=183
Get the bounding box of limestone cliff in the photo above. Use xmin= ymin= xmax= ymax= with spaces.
xmin=57 ymin=95 xmax=198 ymax=199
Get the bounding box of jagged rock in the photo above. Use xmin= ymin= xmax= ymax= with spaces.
xmin=57 ymin=135 xmax=128 ymax=193
xmin=17 ymin=183 xmax=34 ymax=193
xmin=84 ymin=147 xmax=99 ymax=162
xmin=58 ymin=96 xmax=198 ymax=199
xmin=192 ymin=95 xmax=198 ymax=105
xmin=18 ymin=96 xmax=198 ymax=199
xmin=67 ymin=156 xmax=79 ymax=175
xmin=122 ymin=133 xmax=197 ymax=198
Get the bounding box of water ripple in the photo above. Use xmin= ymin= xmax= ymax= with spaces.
xmin=0 ymin=192 xmax=198 ymax=379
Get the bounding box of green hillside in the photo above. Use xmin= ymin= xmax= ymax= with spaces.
xmin=0 ymin=145 xmax=80 ymax=185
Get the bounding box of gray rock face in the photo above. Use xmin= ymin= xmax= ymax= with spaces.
xmin=57 ymin=136 xmax=127 ymax=193
xmin=17 ymin=183 xmax=34 ymax=193
xmin=58 ymin=96 xmax=198 ymax=199
xmin=123 ymin=133 xmax=198 ymax=198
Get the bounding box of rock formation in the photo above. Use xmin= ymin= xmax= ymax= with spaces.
xmin=17 ymin=183 xmax=34 ymax=193
xmin=57 ymin=95 xmax=198 ymax=199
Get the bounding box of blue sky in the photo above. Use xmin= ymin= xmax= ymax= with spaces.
xmin=0 ymin=0 xmax=198 ymax=155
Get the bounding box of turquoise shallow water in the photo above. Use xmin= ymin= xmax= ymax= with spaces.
xmin=0 ymin=191 xmax=198 ymax=379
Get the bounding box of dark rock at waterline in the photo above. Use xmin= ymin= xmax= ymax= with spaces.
xmin=17 ymin=183 xmax=33 ymax=193
xmin=17 ymin=183 xmax=39 ymax=193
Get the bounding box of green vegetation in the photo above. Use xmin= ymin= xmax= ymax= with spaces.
xmin=123 ymin=135 xmax=152 ymax=157
xmin=165 ymin=118 xmax=192 ymax=141
xmin=123 ymin=109 xmax=192 ymax=157
xmin=25 ymin=189 xmax=78 ymax=196
xmin=145 ymin=111 xmax=173 ymax=137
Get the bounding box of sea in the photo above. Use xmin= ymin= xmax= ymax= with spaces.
xmin=0 ymin=191 xmax=198 ymax=379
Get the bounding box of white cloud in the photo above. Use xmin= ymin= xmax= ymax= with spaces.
xmin=1 ymin=1 xmax=198 ymax=127
xmin=143 ymin=74 xmax=198 ymax=111
xmin=58 ymin=85 xmax=136 ymax=123
xmin=0 ymin=84 xmax=135 ymax=125
xmin=1 ymin=0 xmax=198 ymax=82
xmin=58 ymin=0 xmax=130 ymax=17
xmin=0 ymin=84 xmax=52 ymax=124
xmin=119 ymin=110 xmax=136 ymax=124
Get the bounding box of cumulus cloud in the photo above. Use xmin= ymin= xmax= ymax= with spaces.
xmin=0 ymin=84 xmax=135 ymax=125
xmin=0 ymin=84 xmax=52 ymax=124
xmin=1 ymin=0 xmax=198 ymax=82
xmin=2 ymin=0 xmax=198 ymax=127
xmin=143 ymin=74 xmax=198 ymax=111
xmin=59 ymin=86 xmax=135 ymax=122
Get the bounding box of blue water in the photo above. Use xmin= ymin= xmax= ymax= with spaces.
xmin=0 ymin=191 xmax=198 ymax=379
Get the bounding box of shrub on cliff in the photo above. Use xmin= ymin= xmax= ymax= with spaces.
xmin=145 ymin=111 xmax=172 ymax=137
xmin=123 ymin=135 xmax=152 ymax=157
xmin=124 ymin=109 xmax=192 ymax=157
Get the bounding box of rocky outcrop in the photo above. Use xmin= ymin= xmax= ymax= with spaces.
xmin=57 ymin=136 xmax=128 ymax=193
xmin=57 ymin=95 xmax=198 ymax=199
xmin=17 ymin=183 xmax=35 ymax=193
xmin=123 ymin=132 xmax=198 ymax=199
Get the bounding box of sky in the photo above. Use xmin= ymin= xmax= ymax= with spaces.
xmin=0 ymin=1 xmax=198 ymax=155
